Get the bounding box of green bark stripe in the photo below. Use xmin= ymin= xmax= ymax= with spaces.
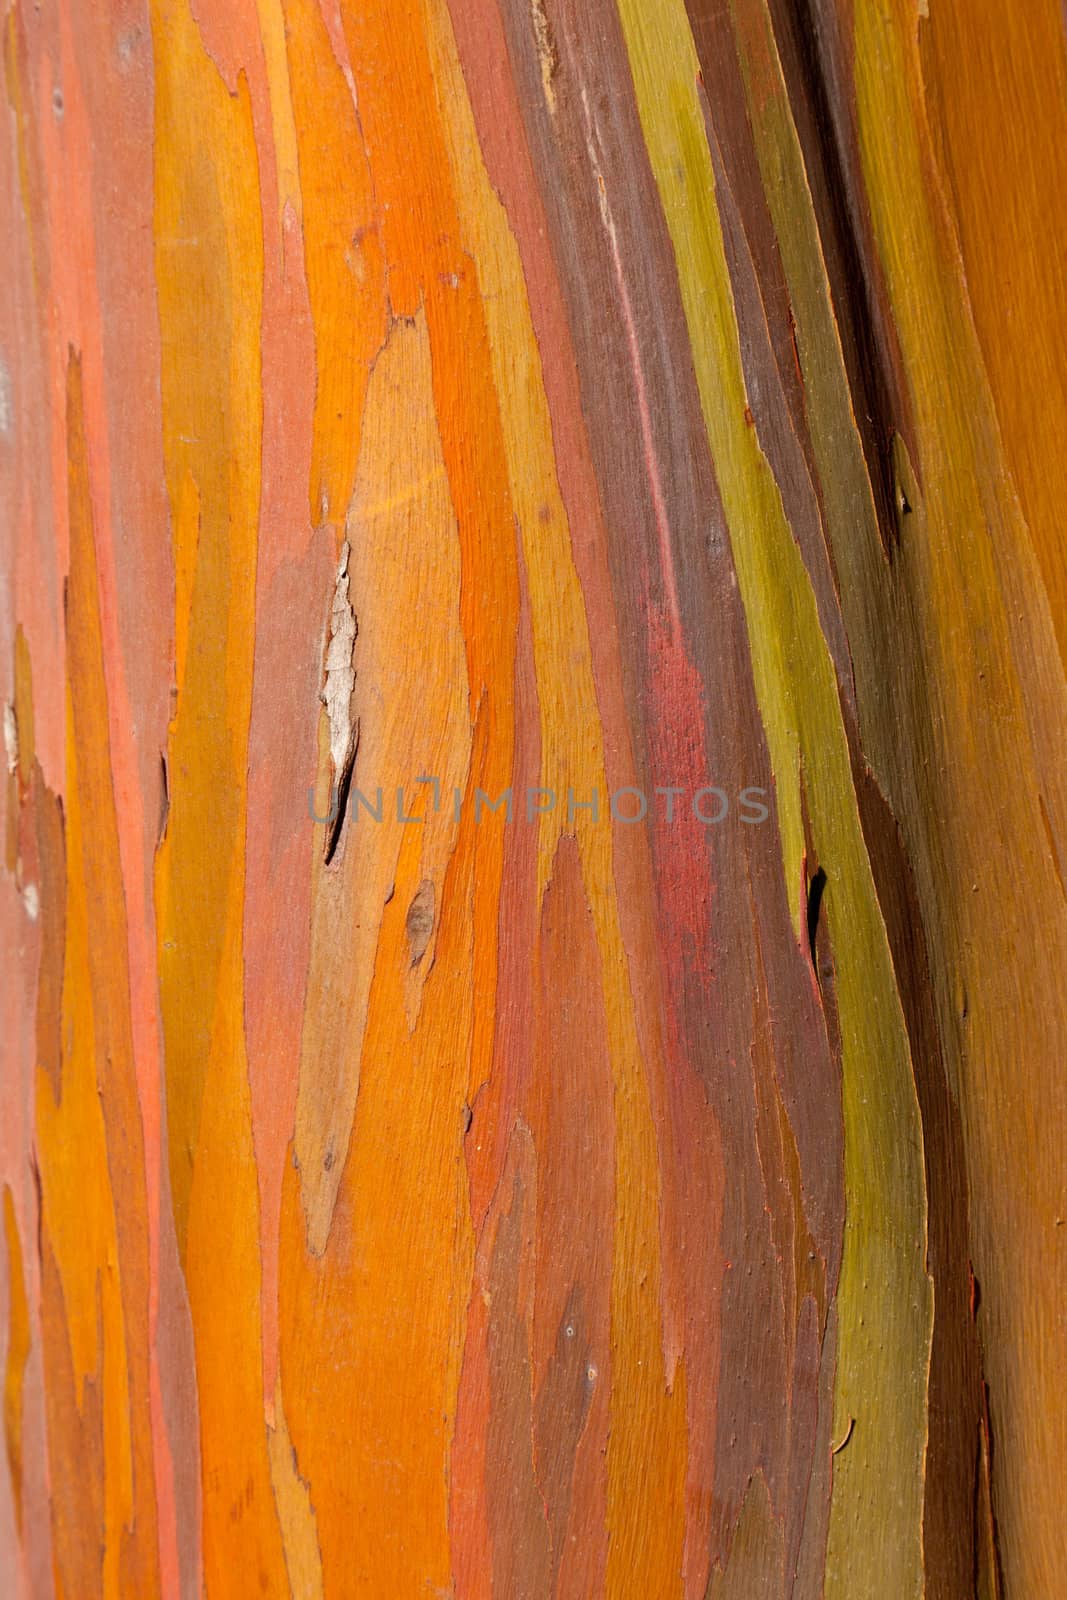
xmin=610 ymin=3 xmax=933 ymax=1591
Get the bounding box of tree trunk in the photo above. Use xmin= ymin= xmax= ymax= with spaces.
xmin=2 ymin=0 xmax=1065 ymax=1595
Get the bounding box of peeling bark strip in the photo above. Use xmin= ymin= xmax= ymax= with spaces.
xmin=321 ymin=539 xmax=359 ymax=862
xmin=2 ymin=0 xmax=1065 ymax=1596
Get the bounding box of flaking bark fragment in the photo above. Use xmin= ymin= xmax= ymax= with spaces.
xmin=321 ymin=540 xmax=358 ymax=862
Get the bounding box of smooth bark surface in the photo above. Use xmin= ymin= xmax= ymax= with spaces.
xmin=2 ymin=0 xmax=1065 ymax=1595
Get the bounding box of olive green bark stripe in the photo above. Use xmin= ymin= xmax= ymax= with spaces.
xmin=610 ymin=2 xmax=932 ymax=1593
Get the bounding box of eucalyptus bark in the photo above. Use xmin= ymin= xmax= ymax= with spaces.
xmin=2 ymin=0 xmax=1065 ymax=1596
